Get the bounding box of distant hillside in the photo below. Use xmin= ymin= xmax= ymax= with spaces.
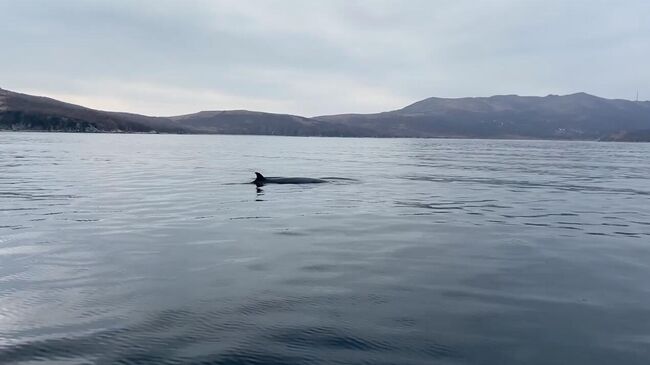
xmin=0 ymin=88 xmax=185 ymax=133
xmin=601 ymin=129 xmax=650 ymax=142
xmin=169 ymin=110 xmax=374 ymax=137
xmin=316 ymin=93 xmax=650 ymax=140
xmin=2 ymin=87 xmax=650 ymax=141
xmin=0 ymin=88 xmax=370 ymax=136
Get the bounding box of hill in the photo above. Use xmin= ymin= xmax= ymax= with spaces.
xmin=316 ymin=93 xmax=650 ymax=140
xmin=2 ymin=88 xmax=649 ymax=140
xmin=0 ymin=88 xmax=184 ymax=133
xmin=169 ymin=110 xmax=374 ymax=137
xmin=0 ymin=88 xmax=369 ymax=136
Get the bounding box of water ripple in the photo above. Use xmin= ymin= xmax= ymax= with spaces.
xmin=1 ymin=134 xmax=649 ymax=364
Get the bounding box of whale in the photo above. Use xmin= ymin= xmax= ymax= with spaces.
xmin=252 ymin=172 xmax=329 ymax=187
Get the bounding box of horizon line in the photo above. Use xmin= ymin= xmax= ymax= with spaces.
xmin=1 ymin=86 xmax=647 ymax=119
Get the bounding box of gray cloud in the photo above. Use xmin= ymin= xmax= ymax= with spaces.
xmin=1 ymin=0 xmax=648 ymax=116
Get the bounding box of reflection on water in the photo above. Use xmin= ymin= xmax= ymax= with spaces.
xmin=1 ymin=133 xmax=650 ymax=364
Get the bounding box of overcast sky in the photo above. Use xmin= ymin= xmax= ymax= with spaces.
xmin=1 ymin=0 xmax=648 ymax=116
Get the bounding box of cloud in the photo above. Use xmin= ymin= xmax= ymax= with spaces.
xmin=1 ymin=0 xmax=648 ymax=116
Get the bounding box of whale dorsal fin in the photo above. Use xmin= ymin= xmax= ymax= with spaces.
xmin=254 ymin=172 xmax=265 ymax=181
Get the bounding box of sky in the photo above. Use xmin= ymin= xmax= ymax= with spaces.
xmin=1 ymin=0 xmax=648 ymax=116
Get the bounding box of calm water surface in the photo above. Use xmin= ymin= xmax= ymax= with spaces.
xmin=1 ymin=133 xmax=649 ymax=364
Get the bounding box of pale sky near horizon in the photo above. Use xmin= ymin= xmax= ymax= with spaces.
xmin=1 ymin=0 xmax=648 ymax=116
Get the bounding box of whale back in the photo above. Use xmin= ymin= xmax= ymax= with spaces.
xmin=252 ymin=172 xmax=331 ymax=186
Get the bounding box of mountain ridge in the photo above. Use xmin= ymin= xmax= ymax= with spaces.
xmin=1 ymin=87 xmax=649 ymax=141
xmin=316 ymin=92 xmax=650 ymax=140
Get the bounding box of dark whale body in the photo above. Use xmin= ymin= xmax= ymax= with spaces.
xmin=252 ymin=172 xmax=328 ymax=187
